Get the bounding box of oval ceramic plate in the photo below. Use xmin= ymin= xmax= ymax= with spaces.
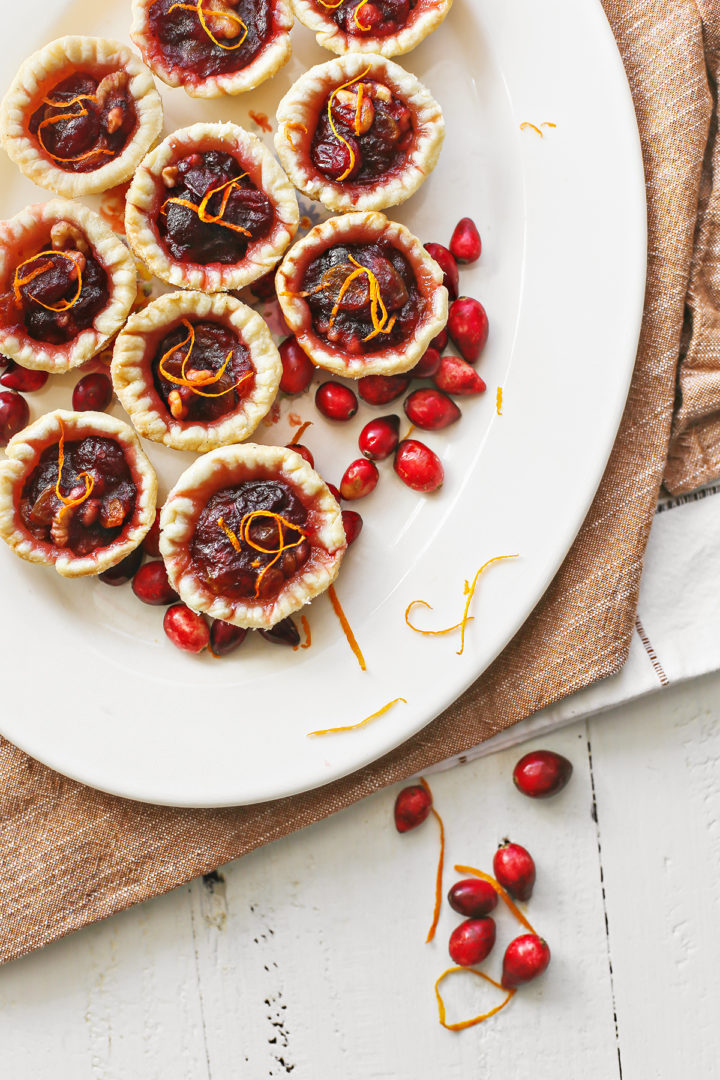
xmin=0 ymin=0 xmax=645 ymax=806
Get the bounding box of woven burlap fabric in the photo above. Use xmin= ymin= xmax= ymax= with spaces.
xmin=0 ymin=0 xmax=709 ymax=965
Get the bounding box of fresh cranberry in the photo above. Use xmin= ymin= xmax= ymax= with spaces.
xmin=0 ymin=391 xmax=29 ymax=447
xmin=404 ymin=388 xmax=460 ymax=430
xmin=210 ymin=620 xmax=248 ymax=656
xmin=394 ymin=439 xmax=444 ymax=492
xmin=279 ymin=337 xmax=314 ymax=395
xmin=98 ymin=546 xmax=144 ymax=586
xmin=358 ymin=414 xmax=400 ymax=460
xmin=394 ymin=783 xmax=432 ymax=832
xmin=358 ymin=373 xmax=410 ymax=405
xmin=450 ymin=217 xmax=482 ymax=263
xmin=447 ymin=297 xmax=489 ymax=363
xmin=513 ymin=750 xmax=573 ymax=798
xmin=501 ymin=935 xmax=551 ymax=989
xmin=0 ymin=362 xmax=48 ymax=392
xmin=341 ymin=508 xmax=363 ymax=545
xmin=164 ymin=604 xmax=209 ymax=653
xmin=430 ymin=328 xmax=448 ymax=352
xmin=447 ymin=878 xmax=498 ymax=918
xmin=143 ymin=513 xmax=161 ymax=557
xmin=72 ymin=372 xmax=113 ymax=412
xmin=424 ymin=242 xmax=459 ymax=300
xmin=340 ymin=458 xmax=379 ymax=500
xmin=433 ymin=355 xmax=486 ymax=395
xmin=289 ymin=442 xmax=314 ymax=467
xmin=315 ymin=381 xmax=358 ymax=421
xmin=250 ymin=267 xmax=277 ymax=301
xmin=132 ymin=560 xmax=179 ymax=605
xmin=493 ymin=841 xmax=536 ymax=901
xmin=448 ymin=917 xmax=496 ymax=967
xmin=326 ymin=482 xmax=342 ymax=503
xmin=410 ymin=347 xmax=441 ymax=379
xmin=259 ymin=617 xmax=301 ymax=646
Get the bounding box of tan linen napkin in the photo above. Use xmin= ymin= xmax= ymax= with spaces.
xmin=0 ymin=0 xmax=708 ymax=965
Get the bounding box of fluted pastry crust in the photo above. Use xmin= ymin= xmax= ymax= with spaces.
xmin=290 ymin=0 xmax=453 ymax=57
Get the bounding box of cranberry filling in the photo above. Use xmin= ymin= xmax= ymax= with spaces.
xmin=148 ymin=0 xmax=272 ymax=80
xmin=191 ymin=479 xmax=311 ymax=600
xmin=158 ymin=150 xmax=274 ymax=265
xmin=8 ymin=242 xmax=109 ymax=346
xmin=19 ymin=436 xmax=137 ymax=556
xmin=152 ymin=320 xmax=255 ymax=423
xmin=311 ymin=80 xmax=414 ymax=183
xmin=314 ymin=0 xmax=416 ymax=37
xmin=28 ymin=71 xmax=137 ymax=174
xmin=300 ymin=240 xmax=422 ymax=354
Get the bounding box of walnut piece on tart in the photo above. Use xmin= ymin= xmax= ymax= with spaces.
xmin=0 ymin=36 xmax=163 ymax=199
xmin=290 ymin=0 xmax=453 ymax=58
xmin=131 ymin=0 xmax=293 ymax=98
xmin=275 ymin=53 xmax=443 ymax=213
xmin=0 ymin=409 xmax=157 ymax=578
xmin=276 ymin=211 xmax=447 ymax=378
xmin=0 ymin=199 xmax=137 ymax=374
xmin=112 ymin=290 xmax=282 ymax=452
xmin=160 ymin=443 xmax=346 ymax=628
xmin=125 ymin=122 xmax=299 ymax=292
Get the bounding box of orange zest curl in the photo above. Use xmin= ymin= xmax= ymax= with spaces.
xmin=328 ymin=254 xmax=397 ymax=342
xmin=353 ymin=0 xmax=372 ymax=31
xmin=289 ymin=420 xmax=313 ymax=445
xmin=327 ymin=65 xmax=371 ymax=182
xmin=285 ymin=121 xmax=308 ymax=148
xmin=328 ymin=584 xmax=367 ymax=671
xmin=496 ymin=386 xmax=503 ymax=415
xmin=307 ymin=696 xmax=406 ymax=736
xmin=300 ymin=615 xmax=312 ymax=649
xmin=162 ymin=174 xmax=251 ymax=237
xmin=217 ymin=516 xmax=242 ymax=552
xmin=354 ymin=82 xmax=366 ymax=132
xmin=13 ymin=250 xmax=84 ymax=313
xmin=55 ymin=419 xmax=94 ymax=519
xmin=520 ymin=122 xmax=543 ymax=137
xmin=158 ymin=319 xmax=252 ymax=399
xmin=168 ymin=0 xmax=248 ymax=49
xmin=454 ymin=864 xmax=537 ymax=934
xmin=420 ymin=777 xmax=445 ymax=944
xmin=37 ymin=93 xmax=115 ymax=165
xmin=435 ymin=967 xmax=516 ymax=1031
xmin=217 ymin=510 xmax=308 ymax=599
xmin=315 ymin=0 xmax=343 ymax=8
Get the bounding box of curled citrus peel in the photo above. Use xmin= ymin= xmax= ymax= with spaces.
xmin=285 ymin=121 xmax=308 ymax=148
xmin=435 ymin=967 xmax=516 ymax=1031
xmin=327 ymin=65 xmax=371 ymax=182
xmin=300 ymin=614 xmax=312 ymax=649
xmin=454 ymin=864 xmax=537 ymax=934
xmin=216 ymin=510 xmax=308 ymax=599
xmin=36 ymin=93 xmax=115 ymax=165
xmin=158 ymin=318 xmax=252 ymax=399
xmin=326 ymin=255 xmax=397 ymax=342
xmin=307 ymin=696 xmax=406 ymax=736
xmin=55 ymin=418 xmax=95 ymax=520
xmin=13 ymin=250 xmax=84 ymax=313
xmin=168 ymin=0 xmax=248 ymax=49
xmin=405 ymin=554 xmax=519 ymax=656
xmin=496 ymin=386 xmax=503 ymax=415
xmin=328 ymin=583 xmax=366 ymax=671
xmin=289 ymin=420 xmax=312 ymax=445
xmin=419 ymin=776 xmax=445 ymax=944
xmin=162 ymin=173 xmax=252 ymax=237
xmin=353 ymin=0 xmax=372 ymax=31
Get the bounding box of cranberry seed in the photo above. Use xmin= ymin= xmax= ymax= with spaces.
xmin=394 ymin=783 xmax=432 ymax=832
xmin=493 ymin=840 xmax=536 ymax=901
xmin=450 ymin=217 xmax=482 ymax=263
xmin=501 ymin=934 xmax=551 ymax=989
xmin=447 ymin=297 xmax=489 ymax=363
xmin=404 ymin=388 xmax=460 ymax=430
xmin=164 ymin=604 xmax=210 ymax=653
xmin=513 ymin=749 xmax=573 ymax=799
xmin=0 ymin=390 xmax=29 ymax=447
xmin=358 ymin=414 xmax=400 ymax=460
xmin=315 ymin=381 xmax=358 ymax=421
xmin=448 ymin=917 xmax=497 ymax=967
xmin=340 ymin=457 xmax=379 ymax=500
xmin=447 ymin=878 xmax=499 ymax=918
xmin=279 ymin=337 xmax=314 ymax=395
xmin=394 ymin=439 xmax=444 ymax=493
xmin=132 ymin=560 xmax=179 ymax=606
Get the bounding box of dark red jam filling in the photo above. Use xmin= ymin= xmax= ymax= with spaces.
xmin=192 ymin=479 xmax=311 ymax=600
xmin=311 ymin=80 xmax=414 ymax=183
xmin=152 ymin=320 xmax=255 ymax=423
xmin=9 ymin=245 xmax=109 ymax=346
xmin=158 ymin=150 xmax=274 ymax=265
xmin=28 ymin=71 xmax=137 ymax=173
xmin=300 ymin=240 xmax=422 ymax=354
xmin=19 ymin=436 xmax=137 ymax=556
xmin=148 ymin=0 xmax=272 ymax=80
xmin=316 ymin=0 xmax=417 ymax=37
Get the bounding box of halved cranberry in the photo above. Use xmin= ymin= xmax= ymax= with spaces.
xmin=394 ymin=783 xmax=432 ymax=832
xmin=424 ymin=242 xmax=459 ymax=300
xmin=404 ymin=389 xmax=460 ymax=430
xmin=448 ymin=917 xmax=496 ymax=967
xmin=450 ymin=217 xmax=482 ymax=263
xmin=289 ymin=442 xmax=314 ymax=467
xmin=132 ymin=560 xmax=179 ymax=605
xmin=410 ymin=347 xmax=441 ymax=379
xmin=99 ymin=546 xmax=144 ymax=586
xmin=0 ymin=391 xmax=29 ymax=447
xmin=394 ymin=439 xmax=443 ymax=492
xmin=341 ymin=508 xmax=363 ymax=545
xmin=340 ymin=458 xmax=379 ymax=500
xmin=72 ymin=372 xmax=113 ymax=412
xmin=447 ymin=297 xmax=489 ymax=363
xmin=358 ymin=373 xmax=410 ymax=405
xmin=164 ymin=604 xmax=209 ymax=654
xmin=210 ymin=620 xmax=248 ymax=656
xmin=315 ymin=381 xmax=358 ymax=421
xmin=448 ymin=878 xmax=499 ymax=918
xmin=358 ymin=414 xmax=400 ymax=460
xmin=433 ymin=355 xmax=486 ymax=395
xmin=430 ymin=328 xmax=448 ymax=352
xmin=0 ymin=362 xmax=48 ymax=392
xmin=501 ymin=935 xmax=551 ymax=989
xmin=259 ymin=617 xmax=301 ymax=646
xmin=143 ymin=513 xmax=161 ymax=557
xmin=279 ymin=337 xmax=314 ymax=395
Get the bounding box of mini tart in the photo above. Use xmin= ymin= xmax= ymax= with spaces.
xmin=160 ymin=443 xmax=346 ymax=628
xmin=290 ymin=0 xmax=452 ymax=57
xmin=131 ymin=0 xmax=293 ymax=98
xmin=0 ymin=199 xmax=137 ymax=373
xmin=112 ymin=291 xmax=282 ymax=452
xmin=276 ymin=211 xmax=447 ymax=377
xmin=0 ymin=36 xmax=163 ymax=199
xmin=275 ymin=53 xmax=443 ymax=212
xmin=125 ymin=122 xmax=299 ymax=292
xmin=0 ymin=410 xmax=157 ymax=578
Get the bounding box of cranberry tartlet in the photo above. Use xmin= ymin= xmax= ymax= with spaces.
xmin=125 ymin=122 xmax=299 ymax=292
xmin=0 ymin=36 xmax=163 ymax=199
xmin=0 ymin=409 xmax=157 ymax=577
xmin=276 ymin=211 xmax=447 ymax=377
xmin=290 ymin=0 xmax=452 ymax=57
xmin=0 ymin=199 xmax=137 ymax=373
xmin=131 ymin=0 xmax=293 ymax=98
xmin=160 ymin=443 xmax=346 ymax=627
xmin=112 ymin=290 xmax=282 ymax=452
xmin=275 ymin=53 xmax=443 ymax=212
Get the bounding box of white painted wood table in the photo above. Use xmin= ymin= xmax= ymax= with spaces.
xmin=0 ymin=671 xmax=718 ymax=1078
